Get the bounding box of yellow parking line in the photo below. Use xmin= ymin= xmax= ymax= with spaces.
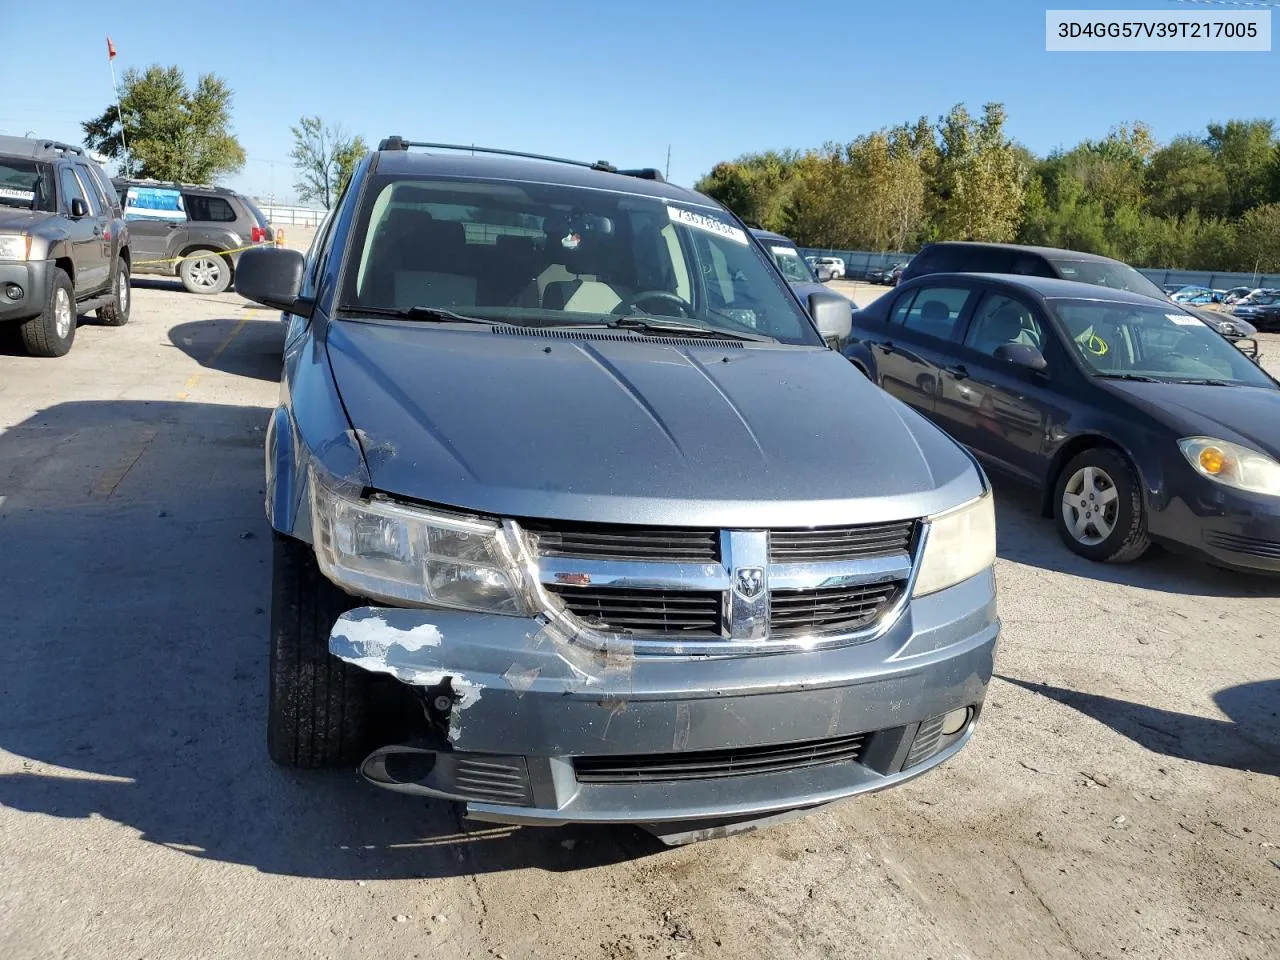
xmin=176 ymin=316 xmax=251 ymax=400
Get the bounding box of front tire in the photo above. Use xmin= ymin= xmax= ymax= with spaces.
xmin=20 ymin=268 xmax=76 ymax=357
xmin=96 ymin=257 xmax=131 ymax=326
xmin=268 ymin=533 xmax=373 ymax=768
xmin=179 ymin=249 xmax=231 ymax=295
xmin=1053 ymin=448 xmax=1150 ymax=563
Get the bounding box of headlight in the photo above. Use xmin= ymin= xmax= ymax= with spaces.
xmin=311 ymin=472 xmax=528 ymax=613
xmin=913 ymin=491 xmax=997 ymax=597
xmin=1178 ymin=437 xmax=1280 ymax=496
xmin=0 ymin=234 xmax=32 ymax=261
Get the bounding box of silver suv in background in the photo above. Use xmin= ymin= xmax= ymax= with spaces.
xmin=112 ymin=178 xmax=273 ymax=294
xmin=233 ymin=139 xmax=1000 ymax=844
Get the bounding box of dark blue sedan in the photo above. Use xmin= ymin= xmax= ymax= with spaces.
xmin=843 ymin=272 xmax=1280 ymax=573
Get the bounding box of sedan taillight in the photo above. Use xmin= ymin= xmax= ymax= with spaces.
xmin=251 ymin=226 xmax=268 ymax=243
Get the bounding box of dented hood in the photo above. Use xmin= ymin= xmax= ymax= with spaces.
xmin=324 ymin=320 xmax=983 ymax=527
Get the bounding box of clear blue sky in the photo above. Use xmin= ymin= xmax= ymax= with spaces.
xmin=3 ymin=0 xmax=1277 ymax=203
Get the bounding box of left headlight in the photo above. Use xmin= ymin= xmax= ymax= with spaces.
xmin=311 ymin=472 xmax=528 ymax=613
xmin=913 ymin=491 xmax=997 ymax=597
xmin=1178 ymin=437 xmax=1280 ymax=496
xmin=0 ymin=234 xmax=32 ymax=262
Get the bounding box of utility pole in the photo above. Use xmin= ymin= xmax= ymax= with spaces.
xmin=665 ymin=144 xmax=671 ymax=181
xmin=106 ymin=37 xmax=129 ymax=171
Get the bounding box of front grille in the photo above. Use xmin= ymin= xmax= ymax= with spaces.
xmin=452 ymin=757 xmax=534 ymax=806
xmin=526 ymin=520 xmax=720 ymax=562
xmin=574 ymin=733 xmax=865 ymax=783
xmin=769 ymin=520 xmax=915 ymax=562
xmin=1204 ymin=530 xmax=1280 ymax=559
xmin=546 ymin=585 xmax=722 ymax=635
xmin=770 ymin=582 xmax=900 ymax=635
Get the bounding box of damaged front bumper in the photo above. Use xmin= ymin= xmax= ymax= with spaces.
xmin=331 ymin=569 xmax=998 ymax=830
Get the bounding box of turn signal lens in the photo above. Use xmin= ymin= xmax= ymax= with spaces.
xmin=1198 ymin=446 xmax=1227 ymax=475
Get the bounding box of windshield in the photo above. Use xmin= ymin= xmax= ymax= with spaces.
xmin=766 ymin=243 xmax=815 ymax=282
xmin=0 ymin=158 xmax=55 ymax=212
xmin=1051 ymin=299 xmax=1274 ymax=387
xmin=1049 ymin=259 xmax=1167 ymax=300
xmin=340 ymin=175 xmax=819 ymax=344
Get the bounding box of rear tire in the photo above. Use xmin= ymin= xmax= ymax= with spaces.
xmin=268 ymin=533 xmax=373 ymax=768
xmin=1053 ymin=448 xmax=1150 ymax=563
xmin=20 ymin=268 xmax=76 ymax=357
xmin=96 ymin=258 xmax=131 ymax=326
xmin=179 ymin=249 xmax=231 ymax=295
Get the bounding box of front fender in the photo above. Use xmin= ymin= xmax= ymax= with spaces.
xmin=841 ymin=338 xmax=876 ymax=378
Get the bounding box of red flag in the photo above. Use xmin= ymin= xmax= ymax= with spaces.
xmin=107 ymin=36 xmax=117 ymax=60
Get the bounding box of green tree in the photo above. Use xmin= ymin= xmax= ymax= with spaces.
xmin=1206 ymin=119 xmax=1278 ymax=215
xmin=932 ymin=103 xmax=1024 ymax=242
xmin=1234 ymin=202 xmax=1280 ymax=274
xmin=289 ymin=117 xmax=368 ymax=209
xmin=82 ymin=65 xmax=245 ymax=182
xmin=1146 ymin=136 xmax=1229 ymax=218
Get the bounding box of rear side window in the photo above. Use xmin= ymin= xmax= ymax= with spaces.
xmin=74 ymin=164 xmax=109 ymax=215
xmin=183 ymin=194 xmax=237 ymax=222
xmin=84 ymin=164 xmax=119 ymax=212
xmin=889 ymin=291 xmax=916 ymax=325
xmin=124 ymin=186 xmax=186 ymax=222
xmin=899 ymin=286 xmax=973 ymax=341
xmin=964 ymin=294 xmax=1045 ymax=357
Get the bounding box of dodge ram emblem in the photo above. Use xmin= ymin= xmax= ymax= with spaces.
xmin=734 ymin=567 xmax=765 ymax=600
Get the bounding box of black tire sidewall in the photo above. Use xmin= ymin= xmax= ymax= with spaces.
xmin=97 ymin=258 xmax=130 ymax=326
xmin=179 ymin=250 xmax=231 ymax=295
xmin=21 ymin=268 xmax=76 ymax=357
xmin=1053 ymin=448 xmax=1148 ymax=563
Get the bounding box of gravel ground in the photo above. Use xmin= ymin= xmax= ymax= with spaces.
xmin=0 ymin=257 xmax=1276 ymax=960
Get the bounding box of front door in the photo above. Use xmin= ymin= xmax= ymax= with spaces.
xmin=120 ymin=185 xmax=188 ymax=269
xmin=937 ymin=291 xmax=1061 ymax=484
xmin=57 ymin=165 xmax=109 ymax=295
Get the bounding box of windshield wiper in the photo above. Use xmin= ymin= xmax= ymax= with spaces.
xmin=606 ymin=316 xmax=775 ymax=343
xmin=1165 ymin=377 xmax=1238 ymax=386
xmin=1094 ymin=373 xmax=1161 ymax=382
xmin=337 ymin=304 xmax=489 ymax=324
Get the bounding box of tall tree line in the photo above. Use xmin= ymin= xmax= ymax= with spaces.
xmin=695 ymin=105 xmax=1280 ymax=273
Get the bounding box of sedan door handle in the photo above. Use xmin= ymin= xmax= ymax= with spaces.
xmin=944 ymin=364 xmax=969 ymax=380
xmin=882 ymin=341 xmax=897 ymax=354
xmin=166 ymin=222 xmax=180 ymax=230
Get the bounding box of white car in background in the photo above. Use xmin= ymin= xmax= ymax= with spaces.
xmin=813 ymin=256 xmax=846 ymax=281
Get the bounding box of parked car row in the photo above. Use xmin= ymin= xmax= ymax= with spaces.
xmin=1232 ymin=289 xmax=1280 ymax=330
xmin=0 ymin=133 xmax=277 ymax=357
xmin=867 ymin=261 xmax=909 ymax=285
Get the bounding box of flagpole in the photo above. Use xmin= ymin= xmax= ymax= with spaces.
xmin=107 ymin=39 xmax=128 ymax=170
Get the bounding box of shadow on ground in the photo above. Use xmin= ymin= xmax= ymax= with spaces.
xmin=168 ymin=318 xmax=285 ymax=382
xmin=0 ymin=399 xmax=658 ymax=879
xmin=999 ymin=675 xmax=1280 ymax=776
xmin=991 ymin=476 xmax=1279 ymax=598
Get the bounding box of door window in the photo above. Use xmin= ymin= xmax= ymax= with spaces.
xmin=964 ymin=294 xmax=1045 ymax=358
xmin=889 ymin=291 xmax=916 ymax=325
xmin=58 ymin=166 xmax=87 ymax=214
xmin=73 ymin=164 xmax=106 ymax=216
xmin=897 ymin=286 xmax=973 ymax=342
xmin=183 ymin=194 xmax=237 ymax=222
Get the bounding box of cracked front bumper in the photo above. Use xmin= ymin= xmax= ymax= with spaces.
xmin=330 ymin=569 xmax=998 ymax=827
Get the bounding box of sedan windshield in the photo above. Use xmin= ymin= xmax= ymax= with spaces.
xmin=766 ymin=243 xmax=815 ymax=282
xmin=0 ymin=159 xmax=55 ymax=211
xmin=340 ymin=175 xmax=819 ymax=345
xmin=1048 ymin=259 xmax=1167 ymax=300
xmin=1051 ymin=299 xmax=1275 ymax=387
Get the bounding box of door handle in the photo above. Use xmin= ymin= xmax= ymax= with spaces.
xmin=882 ymin=341 xmax=897 ymax=354
xmin=944 ymin=364 xmax=969 ymax=380
xmin=166 ymin=222 xmax=180 ymax=229
xmin=93 ymin=226 xmax=102 ymax=236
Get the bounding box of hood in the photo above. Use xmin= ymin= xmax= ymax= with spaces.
xmin=324 ymin=320 xmax=983 ymax=527
xmin=1099 ymin=379 xmax=1280 ymax=455
xmin=0 ymin=208 xmax=53 ymax=232
xmin=1182 ymin=306 xmax=1256 ymax=338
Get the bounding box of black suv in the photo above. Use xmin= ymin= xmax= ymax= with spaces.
xmin=112 ymin=178 xmax=273 ymax=294
xmin=899 ymin=242 xmax=1258 ymax=358
xmin=0 ymin=136 xmax=131 ymax=357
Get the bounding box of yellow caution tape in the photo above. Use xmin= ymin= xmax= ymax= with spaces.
xmin=132 ymin=243 xmax=270 ymax=267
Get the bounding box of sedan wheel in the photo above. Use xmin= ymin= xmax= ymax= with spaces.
xmin=1052 ymin=448 xmax=1151 ymax=563
xmin=1060 ymin=465 xmax=1119 ymax=546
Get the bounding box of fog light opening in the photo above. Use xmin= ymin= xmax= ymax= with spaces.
xmin=4 ymin=283 xmax=22 ymax=301
xmin=940 ymin=707 xmax=972 ymax=737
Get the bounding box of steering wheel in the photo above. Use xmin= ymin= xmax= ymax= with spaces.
xmin=615 ymin=290 xmax=695 ymax=319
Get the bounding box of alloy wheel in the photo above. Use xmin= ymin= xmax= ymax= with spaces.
xmin=1061 ymin=465 xmax=1120 ymax=546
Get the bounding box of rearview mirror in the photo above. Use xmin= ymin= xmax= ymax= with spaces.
xmin=235 ymin=247 xmax=308 ymax=313
xmin=69 ymin=198 xmax=88 ymax=218
xmin=994 ymin=342 xmax=1047 ymax=372
xmin=808 ymin=290 xmax=852 ymax=348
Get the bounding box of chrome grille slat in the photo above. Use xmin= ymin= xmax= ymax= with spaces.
xmin=546 ymin=585 xmax=722 ymax=635
xmin=574 ymin=733 xmax=866 ymax=783
xmin=525 ymin=520 xmax=719 ymax=562
xmin=769 ymin=521 xmax=915 ymax=562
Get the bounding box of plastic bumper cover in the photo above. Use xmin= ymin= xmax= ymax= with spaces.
xmin=0 ymin=260 xmax=51 ymax=322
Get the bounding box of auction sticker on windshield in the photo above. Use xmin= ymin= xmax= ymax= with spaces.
xmin=667 ymin=205 xmax=748 ymax=245
xmin=1167 ymin=314 xmax=1204 ymax=326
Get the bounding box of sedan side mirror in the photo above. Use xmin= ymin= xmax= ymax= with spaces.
xmin=69 ymin=198 xmax=88 ymax=218
xmin=235 ymin=247 xmax=309 ymax=314
xmin=993 ymin=342 xmax=1048 ymax=372
xmin=808 ymin=290 xmax=852 ymax=348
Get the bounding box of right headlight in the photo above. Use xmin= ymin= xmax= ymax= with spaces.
xmin=1178 ymin=437 xmax=1280 ymax=496
xmin=912 ymin=491 xmax=997 ymax=597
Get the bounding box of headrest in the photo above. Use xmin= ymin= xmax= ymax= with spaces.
xmin=918 ymin=300 xmax=950 ymax=322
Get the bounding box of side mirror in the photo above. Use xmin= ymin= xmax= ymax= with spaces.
xmin=808 ymin=290 xmax=852 ymax=348
xmin=69 ymin=198 xmax=88 ymax=218
xmin=993 ymin=342 xmax=1048 ymax=372
xmin=235 ymin=247 xmax=308 ymax=313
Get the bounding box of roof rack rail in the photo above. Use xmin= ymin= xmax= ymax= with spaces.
xmin=377 ymin=137 xmax=670 ymax=183
xmin=40 ymin=140 xmax=86 ymax=157
xmin=0 ymin=135 xmax=87 ymax=160
xmin=111 ymin=175 xmax=232 ymax=193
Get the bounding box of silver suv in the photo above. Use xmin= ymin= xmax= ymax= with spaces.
xmin=112 ymin=178 xmax=273 ymax=294
xmin=233 ymin=139 xmax=1000 ymax=844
